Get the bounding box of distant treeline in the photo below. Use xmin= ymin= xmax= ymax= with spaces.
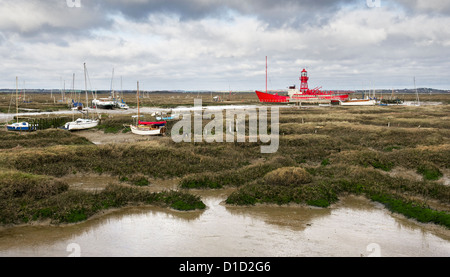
xmin=0 ymin=89 xmax=251 ymax=94
xmin=1 ymin=88 xmax=449 ymax=94
xmin=354 ymin=88 xmax=450 ymax=94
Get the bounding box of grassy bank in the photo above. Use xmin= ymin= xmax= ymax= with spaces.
xmin=225 ymin=164 xmax=450 ymax=227
xmin=1 ymin=96 xmax=449 ymax=228
xmin=0 ymin=129 xmax=93 ymax=149
xmin=0 ymin=170 xmax=205 ymax=225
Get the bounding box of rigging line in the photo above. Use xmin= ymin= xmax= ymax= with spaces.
xmin=7 ymin=87 xmax=14 ymax=122
xmin=85 ymin=66 xmax=95 ymax=99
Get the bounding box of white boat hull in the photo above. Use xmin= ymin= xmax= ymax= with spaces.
xmin=130 ymin=125 xmax=165 ymax=136
xmin=64 ymin=119 xmax=99 ymax=131
xmin=117 ymin=103 xmax=129 ymax=109
xmin=340 ymin=99 xmax=376 ymax=106
xmin=92 ymin=99 xmax=116 ymax=109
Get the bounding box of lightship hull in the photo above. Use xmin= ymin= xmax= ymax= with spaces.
xmin=255 ymin=90 xmax=349 ymax=103
xmin=255 ymin=67 xmax=352 ymax=103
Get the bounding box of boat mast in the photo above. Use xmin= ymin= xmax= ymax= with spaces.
xmin=137 ymin=81 xmax=140 ymax=126
xmin=72 ymin=73 xmax=75 ymax=103
xmin=84 ymin=63 xmax=88 ymax=109
xmin=111 ymin=67 xmax=115 ymax=99
xmin=266 ymin=56 xmax=268 ymax=94
xmin=63 ymin=80 xmax=66 ymax=103
xmin=15 ymin=76 xmax=18 ymax=123
xmin=22 ymin=80 xmax=25 ymax=103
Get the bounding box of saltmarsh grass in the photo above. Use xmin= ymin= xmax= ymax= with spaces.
xmin=1 ymin=93 xmax=449 ymax=228
xmin=0 ymin=170 xmax=205 ymax=224
xmin=179 ymin=156 xmax=295 ymax=189
xmin=95 ymin=114 xmax=132 ymax=133
xmin=1 ymin=142 xmax=253 ymax=178
xmin=0 ymin=169 xmax=68 ymax=200
xmin=226 ymin=164 xmax=450 ymax=227
xmin=0 ymin=129 xmax=92 ymax=149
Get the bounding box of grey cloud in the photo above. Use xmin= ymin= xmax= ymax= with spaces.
xmin=0 ymin=0 xmax=362 ymax=39
xmin=392 ymin=0 xmax=450 ymax=15
xmin=0 ymin=0 xmax=111 ymax=38
xmin=100 ymin=0 xmax=361 ymax=26
xmin=1 ymin=0 xmax=449 ymax=90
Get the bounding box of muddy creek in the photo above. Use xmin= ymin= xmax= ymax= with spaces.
xmin=0 ymin=190 xmax=449 ymax=257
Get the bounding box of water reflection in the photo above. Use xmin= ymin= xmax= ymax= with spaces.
xmin=225 ymin=204 xmax=331 ymax=232
xmin=0 ymin=195 xmax=449 ymax=257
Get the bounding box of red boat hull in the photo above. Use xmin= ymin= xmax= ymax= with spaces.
xmin=255 ymin=91 xmax=289 ymax=102
xmin=255 ymin=90 xmax=349 ymax=103
xmin=138 ymin=121 xmax=166 ymax=126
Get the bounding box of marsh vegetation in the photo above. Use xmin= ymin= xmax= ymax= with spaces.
xmin=0 ymin=92 xmax=449 ymax=228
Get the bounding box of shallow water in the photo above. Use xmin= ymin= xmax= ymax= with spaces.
xmin=0 ymin=104 xmax=270 ymax=122
xmin=0 ymin=193 xmax=448 ymax=257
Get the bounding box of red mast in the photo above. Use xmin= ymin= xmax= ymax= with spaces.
xmin=265 ymin=56 xmax=268 ymax=93
xmin=300 ymin=68 xmax=309 ymax=93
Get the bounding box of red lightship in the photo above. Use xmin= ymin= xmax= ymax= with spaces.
xmin=255 ymin=68 xmax=352 ymax=103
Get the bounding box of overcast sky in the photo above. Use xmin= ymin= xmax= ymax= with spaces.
xmin=1 ymin=0 xmax=449 ymax=91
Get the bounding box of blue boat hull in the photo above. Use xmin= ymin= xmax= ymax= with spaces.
xmin=7 ymin=126 xmax=31 ymax=131
xmin=6 ymin=122 xmax=36 ymax=131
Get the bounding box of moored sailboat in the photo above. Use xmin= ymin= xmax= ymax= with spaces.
xmin=62 ymin=117 xmax=98 ymax=131
xmin=6 ymin=77 xmax=35 ymax=132
xmin=92 ymin=97 xmax=116 ymax=109
xmin=338 ymin=98 xmax=376 ymax=106
xmin=116 ymin=76 xmax=129 ymax=109
xmin=130 ymin=81 xmax=166 ymax=136
xmin=61 ymin=63 xmax=99 ymax=131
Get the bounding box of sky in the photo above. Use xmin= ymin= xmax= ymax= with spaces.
xmin=0 ymin=0 xmax=449 ymax=91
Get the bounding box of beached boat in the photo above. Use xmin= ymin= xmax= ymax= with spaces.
xmin=92 ymin=68 xmax=117 ymax=109
xmin=6 ymin=77 xmax=35 ymax=132
xmin=61 ymin=63 xmax=99 ymax=131
xmin=339 ymin=99 xmax=376 ymax=106
xmin=380 ymin=89 xmax=404 ymax=105
xmin=156 ymin=115 xmax=177 ymax=120
xmin=155 ymin=111 xmax=178 ymax=121
xmin=116 ymin=98 xmax=129 ymax=109
xmin=116 ymin=76 xmax=129 ymax=109
xmin=71 ymin=99 xmax=84 ymax=109
xmin=62 ymin=118 xmax=98 ymax=131
xmin=380 ymin=98 xmax=404 ymax=105
xmin=130 ymin=119 xmax=166 ymax=135
xmin=7 ymin=121 xmax=35 ymax=131
xmin=130 ymin=81 xmax=166 ymax=136
xmin=92 ymin=98 xmax=116 ymax=109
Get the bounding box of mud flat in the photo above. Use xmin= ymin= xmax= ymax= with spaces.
xmin=0 ymin=194 xmax=449 ymax=257
xmin=73 ymin=129 xmax=164 ymax=145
